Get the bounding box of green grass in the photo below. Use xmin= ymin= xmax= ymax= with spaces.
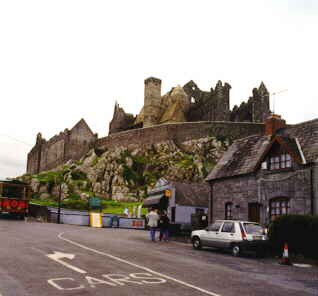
xmin=31 ymin=198 xmax=147 ymax=215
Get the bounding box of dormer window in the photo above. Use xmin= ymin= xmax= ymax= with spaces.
xmin=269 ymin=153 xmax=292 ymax=170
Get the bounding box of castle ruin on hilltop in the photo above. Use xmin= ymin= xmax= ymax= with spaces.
xmin=27 ymin=77 xmax=270 ymax=174
xmin=109 ymin=77 xmax=270 ymax=134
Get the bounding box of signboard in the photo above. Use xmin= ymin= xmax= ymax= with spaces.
xmin=90 ymin=212 xmax=102 ymax=228
xmin=119 ymin=218 xmax=145 ymax=229
xmin=89 ymin=197 xmax=101 ymax=208
xmin=164 ymin=190 xmax=171 ymax=197
xmin=0 ymin=199 xmax=28 ymax=212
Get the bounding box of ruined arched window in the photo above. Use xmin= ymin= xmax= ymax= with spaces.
xmin=225 ymin=202 xmax=233 ymax=220
xmin=269 ymin=197 xmax=290 ymax=221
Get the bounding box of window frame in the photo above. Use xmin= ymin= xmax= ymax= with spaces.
xmin=268 ymin=153 xmax=292 ymax=170
xmin=221 ymin=221 xmax=235 ymax=233
xmin=225 ymin=202 xmax=233 ymax=220
xmin=269 ymin=197 xmax=290 ymax=221
xmin=208 ymin=221 xmax=223 ymax=232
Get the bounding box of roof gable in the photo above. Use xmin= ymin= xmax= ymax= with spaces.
xmin=70 ymin=119 xmax=95 ymax=136
xmin=206 ymin=117 xmax=318 ymax=181
xmin=254 ymin=136 xmax=305 ymax=170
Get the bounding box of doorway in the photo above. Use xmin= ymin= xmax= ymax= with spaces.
xmin=248 ymin=203 xmax=261 ymax=223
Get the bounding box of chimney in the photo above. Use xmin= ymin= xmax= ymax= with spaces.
xmin=265 ymin=114 xmax=286 ymax=136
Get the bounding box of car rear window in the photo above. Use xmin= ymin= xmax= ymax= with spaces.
xmin=243 ymin=223 xmax=264 ymax=234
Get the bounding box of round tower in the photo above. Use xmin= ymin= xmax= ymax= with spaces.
xmin=143 ymin=77 xmax=162 ymax=128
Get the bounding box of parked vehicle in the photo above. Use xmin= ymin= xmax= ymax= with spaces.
xmin=0 ymin=180 xmax=31 ymax=219
xmin=191 ymin=220 xmax=268 ymax=257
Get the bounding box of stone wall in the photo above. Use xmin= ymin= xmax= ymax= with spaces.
xmin=211 ymin=168 xmax=313 ymax=225
xmin=27 ymin=119 xmax=97 ymax=174
xmin=97 ymin=121 xmax=265 ymax=150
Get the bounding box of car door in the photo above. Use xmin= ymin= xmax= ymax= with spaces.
xmin=219 ymin=221 xmax=236 ymax=248
xmin=203 ymin=221 xmax=223 ymax=248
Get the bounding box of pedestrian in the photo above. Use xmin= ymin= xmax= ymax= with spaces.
xmin=158 ymin=211 xmax=164 ymax=241
xmin=159 ymin=211 xmax=170 ymax=242
xmin=146 ymin=208 xmax=159 ymax=242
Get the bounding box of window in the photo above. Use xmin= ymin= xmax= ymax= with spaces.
xmin=195 ymin=208 xmax=205 ymax=215
xmin=221 ymin=222 xmax=235 ymax=233
xmin=270 ymin=198 xmax=290 ymax=221
xmin=269 ymin=153 xmax=292 ymax=170
xmin=225 ymin=202 xmax=233 ymax=220
xmin=208 ymin=221 xmax=222 ymax=232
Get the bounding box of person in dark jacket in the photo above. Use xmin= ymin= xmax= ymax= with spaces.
xmin=159 ymin=211 xmax=170 ymax=242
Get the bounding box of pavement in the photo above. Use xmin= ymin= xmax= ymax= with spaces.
xmin=170 ymin=233 xmax=318 ymax=267
xmin=0 ymin=218 xmax=317 ymax=296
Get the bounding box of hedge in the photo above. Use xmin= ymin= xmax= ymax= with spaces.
xmin=268 ymin=214 xmax=318 ymax=259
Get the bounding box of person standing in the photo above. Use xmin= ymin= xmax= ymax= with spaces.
xmin=159 ymin=211 xmax=170 ymax=242
xmin=146 ymin=208 xmax=159 ymax=242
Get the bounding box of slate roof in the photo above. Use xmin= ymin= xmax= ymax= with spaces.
xmin=169 ymin=181 xmax=210 ymax=207
xmin=281 ymin=118 xmax=318 ymax=163
xmin=206 ymin=118 xmax=318 ymax=181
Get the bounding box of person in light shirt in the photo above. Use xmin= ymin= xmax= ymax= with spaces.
xmin=146 ymin=208 xmax=159 ymax=242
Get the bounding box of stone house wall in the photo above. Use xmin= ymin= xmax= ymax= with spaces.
xmin=211 ymin=166 xmax=313 ymax=225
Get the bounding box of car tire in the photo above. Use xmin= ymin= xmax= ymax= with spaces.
xmin=231 ymin=244 xmax=241 ymax=257
xmin=192 ymin=237 xmax=202 ymax=250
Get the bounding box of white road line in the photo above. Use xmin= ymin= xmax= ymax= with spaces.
xmin=47 ymin=251 xmax=87 ymax=274
xmin=58 ymin=232 xmax=221 ymax=296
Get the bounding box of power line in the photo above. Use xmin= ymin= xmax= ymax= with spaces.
xmin=0 ymin=134 xmax=32 ymax=147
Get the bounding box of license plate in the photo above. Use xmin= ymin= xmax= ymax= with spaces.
xmin=253 ymin=235 xmax=262 ymax=240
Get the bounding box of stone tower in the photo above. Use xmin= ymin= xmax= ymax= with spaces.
xmin=252 ymin=82 xmax=270 ymax=123
xmin=143 ymin=77 xmax=162 ymax=128
xmin=214 ymin=80 xmax=231 ymax=121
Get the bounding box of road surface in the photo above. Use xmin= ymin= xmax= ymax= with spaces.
xmin=0 ymin=219 xmax=317 ymax=296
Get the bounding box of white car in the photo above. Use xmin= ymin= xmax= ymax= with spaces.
xmin=191 ymin=220 xmax=268 ymax=257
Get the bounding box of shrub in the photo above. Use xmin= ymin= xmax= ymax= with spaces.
xmin=62 ymin=199 xmax=88 ymax=210
xmin=71 ymin=170 xmax=87 ymax=180
xmin=268 ymin=214 xmax=318 ymax=259
xmin=68 ymin=193 xmax=81 ymax=200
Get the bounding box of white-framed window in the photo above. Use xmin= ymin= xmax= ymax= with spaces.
xmin=269 ymin=153 xmax=292 ymax=170
xmin=269 ymin=197 xmax=290 ymax=221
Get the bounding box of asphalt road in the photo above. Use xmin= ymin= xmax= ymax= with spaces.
xmin=0 ymin=219 xmax=317 ymax=296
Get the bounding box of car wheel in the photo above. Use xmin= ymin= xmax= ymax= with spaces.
xmin=231 ymin=244 xmax=241 ymax=257
xmin=192 ymin=237 xmax=202 ymax=250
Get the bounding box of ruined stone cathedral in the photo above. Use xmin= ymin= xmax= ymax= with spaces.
xmin=108 ymin=77 xmax=270 ymax=134
xmin=27 ymin=77 xmax=271 ymax=174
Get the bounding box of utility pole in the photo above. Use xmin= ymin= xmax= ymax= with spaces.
xmin=271 ymin=89 xmax=288 ymax=114
xmin=57 ymin=182 xmax=62 ymax=224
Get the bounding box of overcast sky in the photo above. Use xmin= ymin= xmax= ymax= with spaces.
xmin=0 ymin=0 xmax=317 ymax=179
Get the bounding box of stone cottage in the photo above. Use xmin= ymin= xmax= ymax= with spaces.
xmin=206 ymin=114 xmax=318 ymax=225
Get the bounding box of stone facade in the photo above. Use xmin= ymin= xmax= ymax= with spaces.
xmin=27 ymin=77 xmax=271 ymax=175
xmin=211 ymin=168 xmax=313 ymax=226
xmin=108 ymin=77 xmax=270 ymax=135
xmin=27 ymin=119 xmax=97 ymax=174
xmin=206 ymin=115 xmax=318 ymax=224
xmin=97 ymin=121 xmax=264 ymax=151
